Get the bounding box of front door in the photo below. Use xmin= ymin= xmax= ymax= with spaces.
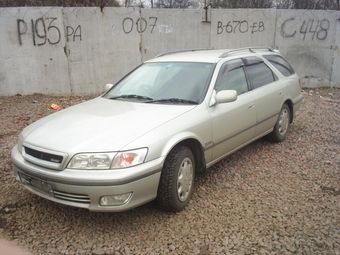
xmin=209 ymin=59 xmax=257 ymax=163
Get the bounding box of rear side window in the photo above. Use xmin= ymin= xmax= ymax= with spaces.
xmin=264 ymin=55 xmax=295 ymax=77
xmin=245 ymin=62 xmax=277 ymax=89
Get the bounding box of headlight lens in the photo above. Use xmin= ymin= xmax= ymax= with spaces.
xmin=111 ymin=148 xmax=148 ymax=169
xmin=68 ymin=148 xmax=148 ymax=170
xmin=100 ymin=192 xmax=133 ymax=206
xmin=68 ymin=153 xmax=116 ymax=169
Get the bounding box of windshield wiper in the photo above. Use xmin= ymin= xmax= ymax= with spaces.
xmin=110 ymin=94 xmax=153 ymax=101
xmin=146 ymin=98 xmax=198 ymax=105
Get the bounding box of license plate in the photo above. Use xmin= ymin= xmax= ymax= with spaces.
xmin=19 ymin=173 xmax=54 ymax=196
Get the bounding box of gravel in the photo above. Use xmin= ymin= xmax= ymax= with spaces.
xmin=0 ymin=88 xmax=339 ymax=255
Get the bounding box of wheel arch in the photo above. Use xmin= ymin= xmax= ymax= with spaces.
xmin=177 ymin=139 xmax=206 ymax=174
xmin=164 ymin=137 xmax=206 ymax=174
xmin=284 ymin=99 xmax=294 ymax=123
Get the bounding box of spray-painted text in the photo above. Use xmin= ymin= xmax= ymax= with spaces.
xmin=280 ymin=18 xmax=330 ymax=40
xmin=17 ymin=17 xmax=81 ymax=46
xmin=217 ymin=20 xmax=265 ymax=34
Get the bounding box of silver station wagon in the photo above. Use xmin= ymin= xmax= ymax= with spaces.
xmin=12 ymin=47 xmax=303 ymax=212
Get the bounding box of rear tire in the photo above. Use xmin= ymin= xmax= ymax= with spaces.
xmin=267 ymin=104 xmax=290 ymax=142
xmin=157 ymin=146 xmax=195 ymax=212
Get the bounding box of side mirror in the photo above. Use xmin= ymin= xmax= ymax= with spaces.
xmin=215 ymin=90 xmax=237 ymax=104
xmin=105 ymin=84 xmax=114 ymax=91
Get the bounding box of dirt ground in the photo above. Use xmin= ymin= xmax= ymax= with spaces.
xmin=0 ymin=88 xmax=339 ymax=255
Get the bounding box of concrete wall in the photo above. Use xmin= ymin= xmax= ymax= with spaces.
xmin=0 ymin=7 xmax=339 ymax=96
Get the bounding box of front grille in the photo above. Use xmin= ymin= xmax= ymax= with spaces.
xmin=54 ymin=190 xmax=91 ymax=204
xmin=25 ymin=147 xmax=63 ymax=164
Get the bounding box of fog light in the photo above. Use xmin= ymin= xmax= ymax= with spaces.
xmin=100 ymin=192 xmax=133 ymax=206
xmin=41 ymin=181 xmax=53 ymax=195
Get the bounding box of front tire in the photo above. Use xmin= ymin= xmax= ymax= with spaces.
xmin=157 ymin=146 xmax=195 ymax=212
xmin=267 ymin=104 xmax=291 ymax=142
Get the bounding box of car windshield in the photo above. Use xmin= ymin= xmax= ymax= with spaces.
xmin=104 ymin=62 xmax=214 ymax=104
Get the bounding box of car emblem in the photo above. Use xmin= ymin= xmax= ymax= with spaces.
xmin=50 ymin=158 xmax=61 ymax=163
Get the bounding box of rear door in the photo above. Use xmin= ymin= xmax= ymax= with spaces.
xmin=243 ymin=56 xmax=284 ymax=137
xmin=263 ymin=54 xmax=303 ymax=114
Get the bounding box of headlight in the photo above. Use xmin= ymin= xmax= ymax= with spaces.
xmin=68 ymin=148 xmax=148 ymax=170
xmin=111 ymin=148 xmax=148 ymax=169
xmin=68 ymin=153 xmax=116 ymax=170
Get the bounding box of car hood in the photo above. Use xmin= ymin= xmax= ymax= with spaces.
xmin=22 ymin=97 xmax=196 ymax=153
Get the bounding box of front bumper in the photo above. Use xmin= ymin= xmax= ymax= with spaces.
xmin=11 ymin=145 xmax=163 ymax=212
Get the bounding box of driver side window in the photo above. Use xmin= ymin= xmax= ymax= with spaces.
xmin=216 ymin=65 xmax=248 ymax=96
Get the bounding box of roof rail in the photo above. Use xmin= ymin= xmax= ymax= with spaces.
xmin=219 ymin=47 xmax=279 ymax=58
xmin=155 ymin=48 xmax=210 ymax=58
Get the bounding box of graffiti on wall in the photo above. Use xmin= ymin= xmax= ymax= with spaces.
xmin=16 ymin=16 xmax=172 ymax=45
xmin=17 ymin=17 xmax=81 ymax=46
xmin=217 ymin=20 xmax=265 ymax=34
xmin=216 ymin=18 xmax=331 ymax=41
xmin=122 ymin=17 xmax=158 ymax=34
xmin=112 ymin=17 xmax=172 ymax=35
xmin=16 ymin=15 xmax=332 ymax=46
xmin=280 ymin=18 xmax=330 ymax=40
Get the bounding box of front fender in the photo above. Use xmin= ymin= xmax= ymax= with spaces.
xmin=121 ymin=105 xmax=213 ymax=167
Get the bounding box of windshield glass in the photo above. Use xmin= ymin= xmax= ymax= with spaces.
xmin=104 ymin=62 xmax=214 ymax=104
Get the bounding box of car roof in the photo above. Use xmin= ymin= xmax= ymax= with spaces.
xmin=146 ymin=47 xmax=280 ymax=64
xmin=147 ymin=50 xmax=228 ymax=63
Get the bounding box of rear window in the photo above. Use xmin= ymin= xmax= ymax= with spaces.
xmin=264 ymin=55 xmax=295 ymax=77
xmin=245 ymin=62 xmax=277 ymax=89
